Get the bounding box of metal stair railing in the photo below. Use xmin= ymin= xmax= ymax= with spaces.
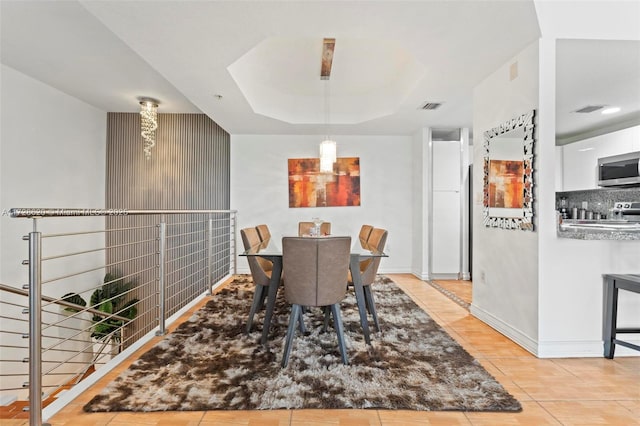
xmin=0 ymin=208 xmax=237 ymax=426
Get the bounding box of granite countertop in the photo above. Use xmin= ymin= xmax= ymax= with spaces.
xmin=557 ymin=219 xmax=640 ymax=240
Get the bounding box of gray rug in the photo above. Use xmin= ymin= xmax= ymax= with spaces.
xmin=83 ymin=275 xmax=521 ymax=412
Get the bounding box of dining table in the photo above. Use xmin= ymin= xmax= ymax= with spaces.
xmin=240 ymin=235 xmax=388 ymax=345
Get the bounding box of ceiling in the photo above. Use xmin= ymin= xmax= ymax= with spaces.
xmin=1 ymin=1 xmax=636 ymax=142
xmin=556 ymin=39 xmax=640 ymax=144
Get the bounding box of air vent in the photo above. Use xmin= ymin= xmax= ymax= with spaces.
xmin=573 ymin=105 xmax=605 ymax=113
xmin=418 ymin=102 xmax=442 ymax=110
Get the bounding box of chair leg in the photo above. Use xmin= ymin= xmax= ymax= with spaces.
xmin=259 ymin=285 xmax=268 ymax=309
xmin=330 ymin=303 xmax=349 ymax=365
xmin=298 ymin=307 xmax=306 ymax=333
xmin=282 ymin=304 xmax=301 ymax=368
xmin=364 ymin=285 xmax=380 ymax=331
xmin=322 ymin=306 xmax=331 ymax=332
xmin=246 ymin=285 xmax=265 ymax=334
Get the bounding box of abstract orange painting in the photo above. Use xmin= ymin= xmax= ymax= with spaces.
xmin=488 ymin=160 xmax=524 ymax=208
xmin=288 ymin=157 xmax=360 ymax=208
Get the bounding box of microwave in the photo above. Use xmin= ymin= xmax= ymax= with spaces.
xmin=597 ymin=151 xmax=640 ymax=187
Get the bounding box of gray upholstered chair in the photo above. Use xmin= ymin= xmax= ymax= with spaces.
xmin=240 ymin=227 xmax=274 ymax=334
xmin=298 ymin=221 xmax=331 ymax=236
xmin=349 ymin=228 xmax=387 ymax=332
xmin=281 ymin=236 xmax=351 ymax=367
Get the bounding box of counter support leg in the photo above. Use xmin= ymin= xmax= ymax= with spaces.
xmin=603 ymin=277 xmax=618 ymax=359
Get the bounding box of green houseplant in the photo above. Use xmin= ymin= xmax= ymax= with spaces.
xmin=61 ymin=292 xmax=87 ymax=313
xmin=90 ymin=272 xmax=138 ymax=348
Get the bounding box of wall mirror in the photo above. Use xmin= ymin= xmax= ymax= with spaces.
xmin=483 ymin=110 xmax=535 ymax=230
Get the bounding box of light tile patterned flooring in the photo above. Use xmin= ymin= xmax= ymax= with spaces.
xmin=430 ymin=279 xmax=473 ymax=306
xmin=3 ymin=274 xmax=639 ymax=425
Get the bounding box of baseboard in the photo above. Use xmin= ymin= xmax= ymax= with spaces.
xmin=411 ymin=270 xmax=430 ymax=281
xmin=537 ymin=339 xmax=640 ymax=358
xmin=470 ymin=304 xmax=538 ymax=356
xmin=431 ymin=273 xmax=461 ymax=280
xmin=377 ymin=268 xmax=412 ymax=274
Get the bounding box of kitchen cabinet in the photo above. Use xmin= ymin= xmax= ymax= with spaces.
xmin=561 ymin=125 xmax=638 ymax=191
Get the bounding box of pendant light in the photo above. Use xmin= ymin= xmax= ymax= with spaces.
xmin=319 ymin=38 xmax=336 ymax=173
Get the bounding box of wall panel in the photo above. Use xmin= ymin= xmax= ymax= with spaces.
xmin=105 ymin=113 xmax=230 ymax=345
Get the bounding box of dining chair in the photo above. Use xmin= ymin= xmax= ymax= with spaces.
xmin=254 ymin=224 xmax=273 ymax=272
xmin=349 ymin=227 xmax=387 ymax=332
xmin=256 ymin=224 xmax=271 ymax=242
xmin=240 ymin=227 xmax=274 ymax=334
xmin=298 ymin=221 xmax=332 ymax=236
xmin=281 ymin=236 xmax=351 ymax=367
xmin=358 ymin=224 xmax=374 ymax=242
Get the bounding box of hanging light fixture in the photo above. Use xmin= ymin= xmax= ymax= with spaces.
xmin=319 ymin=138 xmax=336 ymax=173
xmin=139 ymin=97 xmax=159 ymax=160
xmin=319 ymin=38 xmax=336 ymax=173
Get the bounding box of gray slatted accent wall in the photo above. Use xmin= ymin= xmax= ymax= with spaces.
xmin=105 ymin=113 xmax=230 ymax=345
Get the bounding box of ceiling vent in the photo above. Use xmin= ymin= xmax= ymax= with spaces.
xmin=418 ymin=102 xmax=442 ymax=110
xmin=573 ymin=105 xmax=606 ymax=113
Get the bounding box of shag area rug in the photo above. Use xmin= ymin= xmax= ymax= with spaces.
xmin=83 ymin=275 xmax=521 ymax=412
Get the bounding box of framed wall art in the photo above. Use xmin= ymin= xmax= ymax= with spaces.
xmin=288 ymin=157 xmax=360 ymax=208
xmin=483 ymin=110 xmax=535 ymax=230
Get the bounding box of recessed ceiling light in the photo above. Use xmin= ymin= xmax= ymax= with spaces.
xmin=601 ymin=106 xmax=621 ymax=115
xmin=573 ymin=105 xmax=605 ymax=113
xmin=417 ymin=102 xmax=443 ymax=110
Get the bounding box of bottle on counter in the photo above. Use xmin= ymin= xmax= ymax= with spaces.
xmin=558 ymin=197 xmax=569 ymax=219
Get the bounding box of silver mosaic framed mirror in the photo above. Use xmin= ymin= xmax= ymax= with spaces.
xmin=483 ymin=110 xmax=535 ymax=231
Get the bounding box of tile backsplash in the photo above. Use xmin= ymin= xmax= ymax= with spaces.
xmin=556 ymin=187 xmax=640 ymax=218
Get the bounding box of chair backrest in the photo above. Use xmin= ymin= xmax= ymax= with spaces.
xmin=368 ymin=228 xmax=387 ymax=249
xmin=256 ymin=224 xmax=271 ymax=242
xmin=298 ymin=221 xmax=332 ymax=236
xmin=282 ymin=236 xmax=351 ymax=306
xmin=240 ymin=227 xmax=270 ymax=286
xmin=360 ymin=228 xmax=388 ymax=286
xmin=358 ymin=224 xmax=373 ymax=242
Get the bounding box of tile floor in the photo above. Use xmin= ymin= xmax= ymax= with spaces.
xmin=430 ymin=279 xmax=472 ymax=306
xmin=2 ymin=274 xmax=638 ymax=425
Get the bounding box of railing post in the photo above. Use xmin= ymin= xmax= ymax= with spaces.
xmin=207 ymin=214 xmax=214 ymax=295
xmin=27 ymin=220 xmax=48 ymax=426
xmin=156 ymin=216 xmax=167 ymax=336
xmin=232 ymin=213 xmax=237 ymax=276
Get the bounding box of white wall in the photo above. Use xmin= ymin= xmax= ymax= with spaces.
xmin=411 ymin=128 xmax=429 ymax=279
xmin=230 ymin=134 xmax=413 ymax=274
xmin=535 ymin=0 xmax=640 ymax=357
xmin=0 ymin=65 xmax=107 ymax=398
xmin=471 ymin=41 xmax=540 ymax=354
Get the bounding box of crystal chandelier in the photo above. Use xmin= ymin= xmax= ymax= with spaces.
xmin=139 ymin=98 xmax=159 ymax=160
